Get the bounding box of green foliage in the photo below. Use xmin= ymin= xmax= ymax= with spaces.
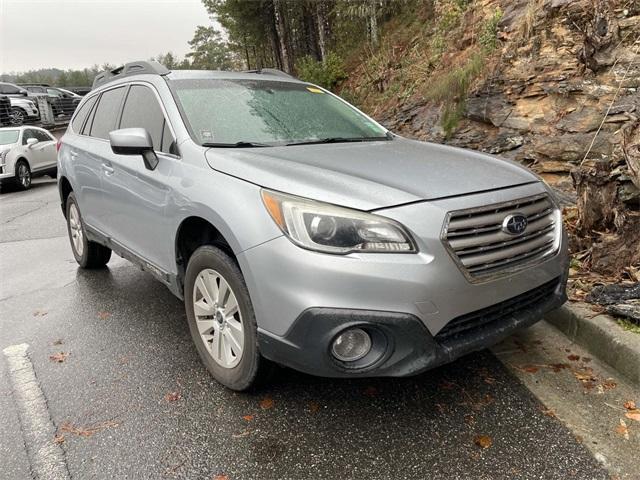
xmin=479 ymin=8 xmax=503 ymax=52
xmin=427 ymin=52 xmax=485 ymax=137
xmin=618 ymin=318 xmax=640 ymax=334
xmin=187 ymin=26 xmax=236 ymax=70
xmin=296 ymin=52 xmax=347 ymax=90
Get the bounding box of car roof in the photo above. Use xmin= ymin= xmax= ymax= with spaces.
xmin=166 ymin=69 xmax=305 ymax=84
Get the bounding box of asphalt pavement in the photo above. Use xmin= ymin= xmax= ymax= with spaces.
xmin=0 ymin=179 xmax=613 ymax=479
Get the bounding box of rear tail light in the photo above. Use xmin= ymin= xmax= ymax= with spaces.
xmin=56 ymin=139 xmax=62 ymax=152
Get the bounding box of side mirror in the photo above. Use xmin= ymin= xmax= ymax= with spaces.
xmin=26 ymin=138 xmax=38 ymax=147
xmin=109 ymin=128 xmax=158 ymax=170
xmin=21 ymin=91 xmax=28 ymax=96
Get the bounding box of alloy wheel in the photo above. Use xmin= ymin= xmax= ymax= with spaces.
xmin=18 ymin=164 xmax=31 ymax=188
xmin=9 ymin=109 xmax=24 ymax=126
xmin=68 ymin=203 xmax=84 ymax=256
xmin=192 ymin=268 xmax=244 ymax=368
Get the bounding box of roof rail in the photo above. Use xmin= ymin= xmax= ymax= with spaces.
xmin=92 ymin=61 xmax=170 ymax=89
xmin=243 ymin=68 xmax=295 ymax=79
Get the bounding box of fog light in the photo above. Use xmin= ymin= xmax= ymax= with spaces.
xmin=331 ymin=328 xmax=372 ymax=362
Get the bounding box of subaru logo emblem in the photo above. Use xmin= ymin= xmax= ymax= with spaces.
xmin=502 ymin=214 xmax=528 ymax=236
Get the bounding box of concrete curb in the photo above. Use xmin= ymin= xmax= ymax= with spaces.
xmin=545 ymin=303 xmax=640 ymax=386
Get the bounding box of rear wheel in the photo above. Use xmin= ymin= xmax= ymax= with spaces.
xmin=66 ymin=192 xmax=111 ymax=268
xmin=184 ymin=245 xmax=268 ymax=391
xmin=15 ymin=161 xmax=31 ymax=190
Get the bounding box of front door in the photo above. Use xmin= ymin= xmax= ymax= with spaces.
xmin=100 ymin=84 xmax=179 ymax=272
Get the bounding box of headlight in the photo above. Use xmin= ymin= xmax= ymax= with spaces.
xmin=261 ymin=190 xmax=416 ymax=254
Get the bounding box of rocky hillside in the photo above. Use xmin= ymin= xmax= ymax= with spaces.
xmin=341 ymin=0 xmax=640 ymax=283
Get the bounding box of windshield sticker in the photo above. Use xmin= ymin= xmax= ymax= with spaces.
xmin=306 ymin=87 xmax=324 ymax=94
xmin=201 ymin=130 xmax=213 ymax=139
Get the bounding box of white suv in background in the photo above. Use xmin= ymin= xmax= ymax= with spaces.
xmin=0 ymin=126 xmax=58 ymax=190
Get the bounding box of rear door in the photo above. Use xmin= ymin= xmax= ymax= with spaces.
xmin=70 ymin=87 xmax=126 ymax=231
xmin=100 ymin=83 xmax=178 ymax=271
xmin=31 ymin=129 xmax=57 ymax=170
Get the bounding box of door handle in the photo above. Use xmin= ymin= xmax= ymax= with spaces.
xmin=102 ymin=163 xmax=114 ymax=175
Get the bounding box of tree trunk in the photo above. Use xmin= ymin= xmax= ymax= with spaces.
xmin=274 ymin=0 xmax=293 ymax=73
xmin=369 ymin=2 xmax=379 ymax=46
xmin=302 ymin=2 xmax=321 ymax=60
xmin=316 ymin=1 xmax=329 ymax=60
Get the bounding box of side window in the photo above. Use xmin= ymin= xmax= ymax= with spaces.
xmin=71 ymin=95 xmax=98 ymax=133
xmin=89 ymin=87 xmax=126 ymax=140
xmin=33 ymin=130 xmax=51 ymax=142
xmin=0 ymin=84 xmax=20 ymax=94
xmin=22 ymin=129 xmax=37 ymax=145
xmin=119 ymin=85 xmax=175 ymax=154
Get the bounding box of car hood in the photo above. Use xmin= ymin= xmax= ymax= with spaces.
xmin=205 ymin=138 xmax=539 ymax=210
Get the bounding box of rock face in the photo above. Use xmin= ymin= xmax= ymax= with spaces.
xmin=374 ymin=0 xmax=640 ymax=210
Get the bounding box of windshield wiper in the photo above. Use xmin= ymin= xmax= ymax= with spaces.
xmin=286 ymin=136 xmax=392 ymax=146
xmin=203 ymin=141 xmax=271 ymax=148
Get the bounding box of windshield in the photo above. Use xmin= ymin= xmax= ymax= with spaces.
xmin=171 ymin=79 xmax=388 ymax=146
xmin=0 ymin=130 xmax=19 ymax=145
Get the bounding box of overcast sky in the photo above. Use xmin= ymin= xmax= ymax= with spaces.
xmin=0 ymin=0 xmax=212 ymax=73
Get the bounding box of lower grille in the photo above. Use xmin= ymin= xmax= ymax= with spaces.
xmin=435 ymin=277 xmax=560 ymax=342
xmin=443 ymin=193 xmax=559 ymax=280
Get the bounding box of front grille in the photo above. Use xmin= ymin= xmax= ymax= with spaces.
xmin=435 ymin=277 xmax=560 ymax=341
xmin=443 ymin=193 xmax=558 ymax=279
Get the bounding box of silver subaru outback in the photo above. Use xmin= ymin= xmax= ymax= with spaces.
xmin=58 ymin=61 xmax=568 ymax=390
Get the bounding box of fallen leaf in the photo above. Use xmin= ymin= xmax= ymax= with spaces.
xmin=474 ymin=435 xmax=493 ymax=449
xmin=519 ymin=365 xmax=539 ymax=374
xmin=601 ymin=379 xmax=617 ymax=391
xmin=52 ymin=339 xmax=63 ymax=346
xmin=213 ymin=474 xmax=229 ymax=480
xmin=541 ymin=408 xmax=556 ymax=418
xmin=550 ymin=363 xmax=570 ymax=372
xmin=567 ymin=354 xmax=580 ymax=361
xmin=242 ymin=415 xmax=254 ymax=421
xmin=363 ymin=386 xmax=378 ymax=397
xmin=259 ymin=396 xmax=274 ymax=410
xmin=308 ymin=401 xmax=320 ymax=413
xmin=60 ymin=420 xmax=119 ymax=437
xmin=97 ymin=311 xmax=111 ymax=320
xmin=625 ymin=412 xmax=640 ymax=422
xmin=49 ymin=352 xmax=68 ymax=363
xmin=623 ymin=401 xmax=636 ymax=410
xmin=164 ymin=391 xmax=181 ymax=403
xmin=33 ymin=309 xmax=48 ymax=317
xmin=615 ymin=419 xmax=629 ymax=440
xmin=53 ymin=434 xmax=65 ymax=445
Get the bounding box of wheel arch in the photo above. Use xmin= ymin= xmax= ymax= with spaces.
xmin=58 ymin=175 xmax=73 ymax=217
xmin=174 ymin=215 xmax=238 ymax=295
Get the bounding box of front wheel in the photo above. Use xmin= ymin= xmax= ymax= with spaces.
xmin=184 ymin=246 xmax=267 ymax=391
xmin=15 ymin=161 xmax=31 ymax=190
xmin=9 ymin=107 xmax=25 ymax=126
xmin=66 ymin=192 xmax=111 ymax=268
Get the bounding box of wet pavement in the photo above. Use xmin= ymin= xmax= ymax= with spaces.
xmin=0 ymin=179 xmax=614 ymax=479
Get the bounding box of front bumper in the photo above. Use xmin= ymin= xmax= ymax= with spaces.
xmin=259 ymin=274 xmax=567 ymax=377
xmin=238 ymin=182 xmax=569 ymax=377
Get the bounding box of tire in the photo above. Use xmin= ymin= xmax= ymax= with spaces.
xmin=65 ymin=192 xmax=111 ymax=268
xmin=184 ymin=245 xmax=267 ymax=391
xmin=15 ymin=161 xmax=31 ymax=190
xmin=9 ymin=107 xmax=25 ymax=126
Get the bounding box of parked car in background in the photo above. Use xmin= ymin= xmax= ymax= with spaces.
xmin=0 ymin=126 xmax=57 ymax=190
xmin=0 ymin=96 xmax=11 ymax=126
xmin=58 ymin=61 xmax=568 ymax=391
xmin=7 ymin=97 xmax=39 ymax=126
xmin=22 ymin=85 xmax=81 ymax=115
xmin=0 ymin=82 xmax=40 ymax=125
